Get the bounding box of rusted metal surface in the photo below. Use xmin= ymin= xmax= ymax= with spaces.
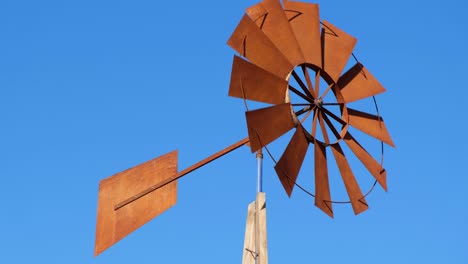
xmin=338 ymin=63 xmax=386 ymax=103
xmin=291 ymin=70 xmax=315 ymax=99
xmin=227 ymin=14 xmax=292 ymax=79
xmin=114 ymin=137 xmax=250 ymax=211
xmin=318 ymin=112 xmax=330 ymax=144
xmin=95 ymin=3 xmax=397 ymax=255
xmin=321 ymin=112 xmax=342 ymax=141
xmin=227 ymin=0 xmax=394 ymax=217
xmin=347 ymin=108 xmax=395 ymax=147
xmin=95 ymin=151 xmax=178 ymax=256
xmin=315 ymin=69 xmax=321 ymax=95
xmin=274 ymin=125 xmax=309 ymax=196
xmin=330 ymin=143 xmax=368 ymax=215
xmin=343 ymin=133 xmax=387 ymax=191
xmin=246 ymin=0 xmax=305 ymax=67
xmin=95 ymin=138 xmax=250 ymax=255
xmin=311 ymin=109 xmax=318 ymax=138
xmin=246 ymin=103 xmax=295 ymax=153
xmin=302 ymin=65 xmax=317 ymax=98
xmin=314 ymin=141 xmax=333 ymax=218
xmin=288 ymin=85 xmax=314 ymax=104
xmin=229 ymin=55 xmax=287 ymax=105
xmin=282 ymin=0 xmax=321 ymax=68
xmin=321 ymin=20 xmax=357 ymax=83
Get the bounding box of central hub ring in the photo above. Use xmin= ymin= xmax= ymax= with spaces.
xmin=286 ymin=64 xmax=349 ymax=146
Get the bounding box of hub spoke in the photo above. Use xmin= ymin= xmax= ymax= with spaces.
xmin=315 ymin=70 xmax=321 ymax=96
xmin=302 ymin=65 xmax=317 ymax=98
xmin=289 ymin=85 xmax=314 ymax=104
xmin=295 ymin=105 xmax=313 ymax=117
xmin=292 ymin=70 xmax=315 ymax=100
xmin=320 ymin=83 xmax=334 ymax=100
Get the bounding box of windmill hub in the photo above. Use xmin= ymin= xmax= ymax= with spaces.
xmin=314 ymin=98 xmax=323 ymax=106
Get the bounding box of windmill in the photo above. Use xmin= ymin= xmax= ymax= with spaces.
xmin=94 ymin=0 xmax=394 ymax=262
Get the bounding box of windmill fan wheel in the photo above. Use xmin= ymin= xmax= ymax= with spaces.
xmin=227 ymin=0 xmax=395 ymax=217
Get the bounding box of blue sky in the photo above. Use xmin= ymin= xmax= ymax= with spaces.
xmin=1 ymin=0 xmax=467 ymax=263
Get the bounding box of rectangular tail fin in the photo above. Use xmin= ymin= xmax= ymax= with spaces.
xmin=94 ymin=151 xmax=178 ymax=256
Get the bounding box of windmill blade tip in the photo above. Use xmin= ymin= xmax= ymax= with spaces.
xmin=315 ymin=200 xmax=334 ymax=218
xmin=354 ymin=199 xmax=369 ymax=215
xmin=94 ymin=244 xmax=105 ymax=257
xmin=379 ymin=169 xmax=388 ymax=192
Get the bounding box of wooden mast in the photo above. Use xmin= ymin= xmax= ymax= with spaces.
xmin=242 ymin=151 xmax=268 ymax=264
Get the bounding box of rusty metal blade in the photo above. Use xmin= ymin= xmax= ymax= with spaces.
xmin=246 ymin=103 xmax=295 ymax=152
xmin=302 ymin=65 xmax=317 ymax=98
xmin=311 ymin=109 xmax=318 ymax=138
xmin=229 ymin=55 xmax=288 ymax=104
xmin=227 ymin=14 xmax=293 ymax=79
xmin=283 ymin=0 xmax=321 ymax=68
xmin=321 ymin=20 xmax=357 ymax=83
xmin=337 ymin=63 xmax=386 ymax=103
xmin=315 ymin=70 xmax=321 ymax=96
xmin=95 ymin=151 xmax=178 ymax=256
xmin=321 ymin=111 xmax=342 ymax=141
xmin=246 ymin=0 xmax=305 ymax=66
xmin=330 ymin=144 xmax=368 ymax=215
xmin=274 ymin=125 xmax=309 ymax=197
xmin=347 ymin=108 xmax=395 ymax=147
xmin=318 ymin=111 xmax=330 ymax=144
xmin=343 ymin=132 xmax=387 ymax=191
xmin=314 ymin=141 xmax=333 ymax=218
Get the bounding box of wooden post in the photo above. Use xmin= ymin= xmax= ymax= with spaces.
xmin=242 ymin=192 xmax=268 ymax=264
xmin=242 ymin=201 xmax=256 ymax=264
